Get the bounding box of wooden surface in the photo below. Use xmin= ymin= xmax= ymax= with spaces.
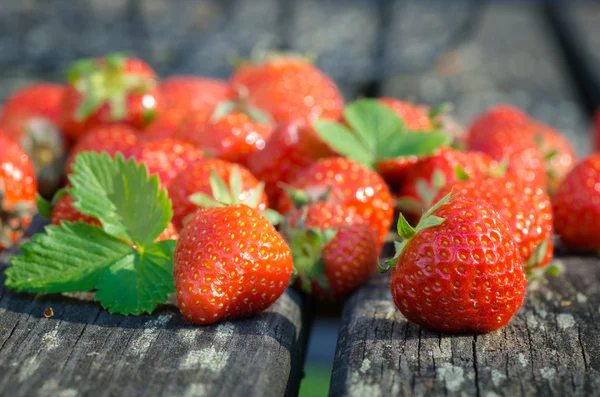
xmin=329 ymin=256 xmax=600 ymax=397
xmin=0 ymin=218 xmax=311 ymax=397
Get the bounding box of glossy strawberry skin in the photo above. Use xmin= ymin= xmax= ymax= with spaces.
xmin=51 ymin=193 xmax=178 ymax=241
xmin=379 ymin=98 xmax=433 ymax=131
xmin=277 ymin=157 xmax=393 ymax=250
xmin=173 ymin=205 xmax=293 ymax=325
xmin=0 ymin=131 xmax=37 ymax=249
xmin=159 ymin=76 xmax=230 ymax=113
xmin=230 ymin=57 xmax=344 ymax=123
xmin=126 ymin=138 xmax=204 ymax=186
xmin=0 ymin=83 xmax=65 ymax=127
xmin=167 ymin=159 xmax=269 ymax=230
xmin=178 ymin=111 xmax=273 ymax=166
xmin=435 ymin=176 xmax=554 ymax=269
xmin=62 ymin=57 xmax=161 ymax=143
xmin=65 ymin=124 xmax=140 ymax=175
xmin=390 ymin=196 xmax=526 ymax=333
xmin=468 ymin=104 xmax=531 ymax=141
xmin=553 ymin=154 xmax=600 ymax=251
xmin=143 ymin=108 xmax=188 ymax=141
xmin=286 ymin=202 xmax=378 ymax=298
xmin=246 ymin=119 xmax=335 ymax=204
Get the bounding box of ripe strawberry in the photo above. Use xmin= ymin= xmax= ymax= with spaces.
xmin=378 ymin=98 xmax=433 ymax=131
xmin=173 ymin=205 xmax=293 ymax=325
xmin=126 ymin=138 xmax=204 ymax=186
xmin=553 ymin=154 xmax=600 ymax=251
xmin=143 ymin=108 xmax=188 ymax=141
xmin=246 ymin=119 xmax=335 ymax=205
xmin=176 ymin=100 xmax=274 ymax=166
xmin=167 ymin=159 xmax=269 ymax=230
xmin=0 ymin=109 xmax=66 ymax=197
xmin=0 ymin=131 xmax=37 ymax=249
xmin=50 ymin=193 xmax=178 ymax=241
xmin=468 ymin=104 xmax=530 ymax=141
xmin=385 ymin=194 xmax=526 ymax=333
xmin=229 ymin=55 xmax=344 ymax=123
xmin=0 ymin=83 xmax=65 ymax=127
xmin=282 ymin=202 xmax=378 ymax=298
xmin=277 ymin=157 xmax=393 ymax=250
xmin=159 ymin=75 xmax=230 ymax=113
xmin=397 ymin=148 xmax=497 ymax=219
xmin=62 ymin=54 xmax=161 ymax=143
xmin=434 ymin=176 xmax=553 ymax=270
xmin=531 ymin=121 xmax=577 ymax=195
xmin=65 ymin=124 xmax=140 ymax=175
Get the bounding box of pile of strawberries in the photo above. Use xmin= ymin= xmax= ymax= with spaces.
xmin=1 ymin=51 xmax=600 ymax=333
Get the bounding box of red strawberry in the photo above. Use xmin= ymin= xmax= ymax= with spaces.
xmin=0 ymin=131 xmax=37 ymax=249
xmin=530 ymin=121 xmax=577 ymax=195
xmin=142 ymin=108 xmax=188 ymax=141
xmin=159 ymin=75 xmax=230 ymax=113
xmin=553 ymin=154 xmax=600 ymax=251
xmin=62 ymin=54 xmax=161 ymax=143
xmin=282 ymin=202 xmax=378 ymax=298
xmin=126 ymin=138 xmax=204 ymax=186
xmin=246 ymin=119 xmax=335 ymax=204
xmin=0 ymin=109 xmax=66 ymax=197
xmin=398 ymin=148 xmax=497 ymax=219
xmin=65 ymin=124 xmax=140 ymax=175
xmin=277 ymin=157 xmax=393 ymax=250
xmin=434 ymin=176 xmax=553 ymax=270
xmin=468 ymin=104 xmax=530 ymax=141
xmin=229 ymin=56 xmax=344 ymax=123
xmin=176 ymin=100 xmax=274 ymax=166
xmin=50 ymin=193 xmax=178 ymax=241
xmin=379 ymin=98 xmax=433 ymax=131
xmin=385 ymin=194 xmax=526 ymax=333
xmin=0 ymin=83 xmax=65 ymax=127
xmin=173 ymin=205 xmax=293 ymax=325
xmin=167 ymin=159 xmax=269 ymax=230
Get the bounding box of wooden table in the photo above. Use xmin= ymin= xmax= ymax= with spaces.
xmin=1 ymin=1 xmax=599 ymax=396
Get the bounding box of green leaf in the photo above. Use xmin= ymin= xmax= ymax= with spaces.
xmin=209 ymin=169 xmax=233 ymax=204
xmin=416 ymin=215 xmax=446 ymax=232
xmin=68 ymin=152 xmax=172 ymax=248
xmin=211 ymin=101 xmax=237 ymax=123
xmin=428 ymin=102 xmax=452 ymax=121
xmin=6 ymin=222 xmax=133 ymax=293
xmin=455 ymin=166 xmax=471 ymax=181
xmin=261 ymin=208 xmax=283 ymax=226
xmin=379 ymin=131 xmax=451 ymax=159
xmin=189 ymin=193 xmax=223 ymax=208
xmin=95 ymin=240 xmax=176 ymax=315
xmin=396 ymin=214 xmax=416 ymax=240
xmin=313 ymin=120 xmax=375 ymax=167
xmin=344 ymin=99 xmax=396 ymax=154
xmin=36 ymin=194 xmax=53 ymax=219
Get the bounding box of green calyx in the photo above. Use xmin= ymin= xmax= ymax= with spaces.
xmin=378 ymin=191 xmax=452 ymax=273
xmin=313 ymin=99 xmax=452 ymax=169
xmin=278 ymin=183 xmax=335 ymax=210
xmin=188 ymin=166 xmax=282 ymax=225
xmin=210 ymin=98 xmax=273 ymax=125
xmin=36 ymin=187 xmax=68 ymax=219
xmin=68 ymin=52 xmax=155 ymax=122
xmin=281 ymin=209 xmax=337 ymax=293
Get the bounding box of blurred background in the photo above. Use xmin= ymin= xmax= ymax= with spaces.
xmin=1 ymin=0 xmax=599 ymax=395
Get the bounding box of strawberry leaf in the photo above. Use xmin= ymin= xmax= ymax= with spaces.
xmin=6 ymin=222 xmax=132 ymax=293
xmin=313 ymin=120 xmax=375 ymax=167
xmin=68 ymin=152 xmax=172 ymax=248
xmin=379 ymin=131 xmax=450 ymax=159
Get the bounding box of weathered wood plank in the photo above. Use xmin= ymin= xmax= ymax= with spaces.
xmin=330 ymin=256 xmax=600 ymax=397
xmin=0 ymin=218 xmax=310 ymax=397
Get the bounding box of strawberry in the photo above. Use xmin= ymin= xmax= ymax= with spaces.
xmin=65 ymin=124 xmax=140 ymax=175
xmin=0 ymin=83 xmax=65 ymax=127
xmin=0 ymin=109 xmax=66 ymax=197
xmin=229 ymin=55 xmax=344 ymax=123
xmin=378 ymin=98 xmax=433 ymax=131
xmin=434 ymin=176 xmax=553 ymax=270
xmin=246 ymin=118 xmax=335 ymax=205
xmin=0 ymin=131 xmax=37 ymax=249
xmin=167 ymin=159 xmax=269 ymax=230
xmin=176 ymin=100 xmax=274 ymax=166
xmin=62 ymin=53 xmax=161 ymax=143
xmin=384 ymin=194 xmax=526 ymax=333
xmin=159 ymin=75 xmax=230 ymax=113
xmin=553 ymin=154 xmax=600 ymax=251
xmin=126 ymin=138 xmax=204 ymax=186
xmin=468 ymin=104 xmax=531 ymax=141
xmin=282 ymin=202 xmax=378 ymax=298
xmin=173 ymin=205 xmax=293 ymax=325
xmin=397 ymin=148 xmax=497 ymax=220
xmin=142 ymin=108 xmax=188 ymax=141
xmin=276 ymin=157 xmax=393 ymax=250
xmin=50 ymin=193 xmax=178 ymax=242
xmin=531 ymin=121 xmax=577 ymax=195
